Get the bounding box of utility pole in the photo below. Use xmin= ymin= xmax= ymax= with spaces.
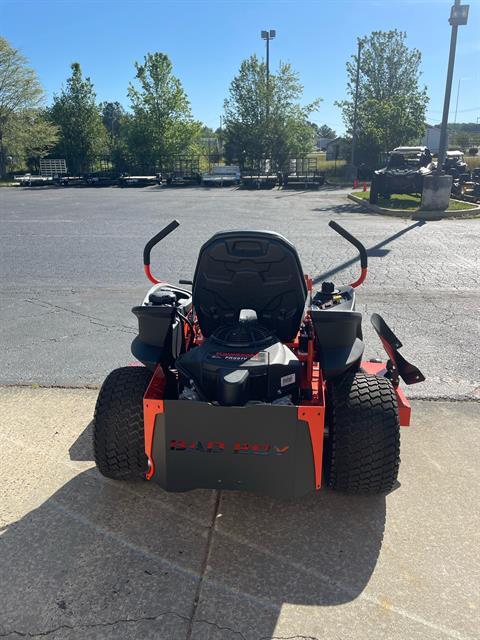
xmin=454 ymin=77 xmax=461 ymax=124
xmin=437 ymin=0 xmax=469 ymax=173
xmin=350 ymin=39 xmax=363 ymax=176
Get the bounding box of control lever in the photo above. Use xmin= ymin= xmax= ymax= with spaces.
xmin=143 ymin=219 xmax=180 ymax=284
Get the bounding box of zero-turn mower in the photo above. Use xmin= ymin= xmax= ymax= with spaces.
xmin=93 ymin=220 xmax=424 ymax=497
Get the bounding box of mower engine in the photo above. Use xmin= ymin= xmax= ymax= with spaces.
xmin=176 ymin=319 xmax=301 ymax=406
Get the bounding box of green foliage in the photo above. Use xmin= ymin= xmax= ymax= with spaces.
xmin=337 ymin=31 xmax=428 ymax=166
xmin=316 ymin=124 xmax=337 ymax=139
xmin=0 ymin=36 xmax=57 ymax=176
xmin=223 ymin=55 xmax=320 ymax=169
xmin=49 ymin=63 xmax=107 ymax=174
xmin=353 ymin=190 xmax=476 ymax=211
xmin=5 ymin=109 xmax=59 ymax=173
xmin=99 ymin=101 xmax=132 ymax=172
xmin=127 ymin=52 xmax=201 ymax=171
xmin=100 ymin=101 xmax=125 ymax=146
xmin=447 ymin=124 xmax=480 ymax=150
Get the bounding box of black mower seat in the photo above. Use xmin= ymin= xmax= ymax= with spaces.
xmin=192 ymin=230 xmax=307 ymax=342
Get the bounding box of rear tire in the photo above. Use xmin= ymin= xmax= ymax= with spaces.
xmin=324 ymin=372 xmax=400 ymax=494
xmin=93 ymin=366 xmax=152 ymax=480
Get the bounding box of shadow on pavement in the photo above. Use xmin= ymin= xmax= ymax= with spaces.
xmin=313 ymin=219 xmax=426 ymax=284
xmin=69 ymin=420 xmax=94 ymax=461
xmin=313 ymin=202 xmax=368 ymax=213
xmin=0 ymin=424 xmax=386 ymax=637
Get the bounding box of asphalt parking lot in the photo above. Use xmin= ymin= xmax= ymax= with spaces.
xmin=1 ymin=185 xmax=479 ymax=398
xmin=1 ymin=186 xmax=479 ymax=639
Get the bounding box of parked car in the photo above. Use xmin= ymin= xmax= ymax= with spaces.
xmin=370 ymin=146 xmax=435 ymax=204
xmin=202 ymin=165 xmax=241 ymax=187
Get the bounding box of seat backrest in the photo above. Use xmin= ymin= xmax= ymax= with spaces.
xmin=192 ymin=230 xmax=307 ymax=342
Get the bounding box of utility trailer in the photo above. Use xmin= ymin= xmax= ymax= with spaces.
xmin=164 ymin=158 xmax=201 ymax=186
xmin=15 ymin=158 xmax=69 ymax=187
xmin=280 ymin=158 xmax=325 ymax=189
xmin=15 ymin=174 xmax=54 ymax=186
xmin=241 ymin=172 xmax=278 ymax=189
xmin=241 ymin=160 xmax=277 ymax=189
xmin=202 ymin=165 xmax=241 ymax=187
xmin=84 ymin=171 xmax=121 ymax=187
xmin=118 ymin=174 xmax=159 ymax=188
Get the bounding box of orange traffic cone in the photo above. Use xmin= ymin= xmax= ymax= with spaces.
xmin=353 ymin=178 xmax=358 ymax=189
xmin=363 ymin=181 xmax=367 ymax=192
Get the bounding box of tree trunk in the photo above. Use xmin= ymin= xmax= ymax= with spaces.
xmin=0 ymin=130 xmax=6 ymax=179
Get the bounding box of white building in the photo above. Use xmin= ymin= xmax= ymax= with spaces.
xmin=316 ymin=136 xmax=334 ymax=151
xmin=422 ymin=126 xmax=442 ymax=153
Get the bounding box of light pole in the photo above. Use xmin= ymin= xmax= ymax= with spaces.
xmin=261 ymin=30 xmax=276 ymax=165
xmin=261 ymin=30 xmax=276 ymax=115
xmin=436 ymin=0 xmax=469 ymax=173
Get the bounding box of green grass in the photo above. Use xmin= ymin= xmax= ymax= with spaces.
xmin=352 ymin=190 xmax=477 ymax=211
xmin=0 ymin=178 xmax=19 ymax=187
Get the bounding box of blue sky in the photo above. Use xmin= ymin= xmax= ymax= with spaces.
xmin=1 ymin=0 xmax=479 ymax=134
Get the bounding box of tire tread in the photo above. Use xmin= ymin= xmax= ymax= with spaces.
xmin=93 ymin=367 xmax=151 ymax=480
xmin=325 ymin=372 xmax=400 ymax=494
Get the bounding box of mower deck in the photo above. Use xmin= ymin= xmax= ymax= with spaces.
xmin=142 ymin=361 xmax=410 ymax=498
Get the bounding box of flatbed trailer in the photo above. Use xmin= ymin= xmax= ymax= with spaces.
xmin=281 ymin=173 xmax=325 ymax=189
xmin=163 ymin=158 xmax=201 ymax=187
xmin=241 ymin=173 xmax=278 ymax=189
xmin=280 ymin=158 xmax=326 ymax=190
xmin=118 ymin=175 xmax=159 ymax=188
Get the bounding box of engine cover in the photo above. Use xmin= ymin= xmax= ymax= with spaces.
xmin=176 ymin=323 xmax=301 ymax=405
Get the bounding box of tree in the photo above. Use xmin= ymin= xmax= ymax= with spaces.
xmin=5 ymin=109 xmax=59 ymax=173
xmin=337 ymin=31 xmax=428 ymax=166
xmin=100 ymin=101 xmax=125 ymax=145
xmin=317 ymin=124 xmax=337 ymax=139
xmin=0 ymin=37 xmax=57 ymax=177
xmin=223 ymin=55 xmax=320 ymax=170
xmin=49 ymin=63 xmax=106 ymax=174
xmin=99 ymin=101 xmax=131 ymax=171
xmin=127 ymin=52 xmax=201 ymax=171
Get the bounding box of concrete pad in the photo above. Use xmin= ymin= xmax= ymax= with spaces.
xmin=0 ymin=388 xmax=479 ymax=639
xmin=0 ymin=387 xmax=215 ymax=639
xmin=190 ymin=401 xmax=480 ymax=640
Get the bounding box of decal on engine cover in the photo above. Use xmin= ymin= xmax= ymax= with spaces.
xmin=169 ymin=440 xmax=289 ymax=455
xmin=280 ymin=373 xmax=296 ymax=387
xmin=208 ymin=351 xmax=267 ymax=362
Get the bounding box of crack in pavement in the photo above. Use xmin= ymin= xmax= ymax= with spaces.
xmin=0 ymin=611 xmax=250 ymax=639
xmin=0 ymin=617 xmax=325 ymax=640
xmin=24 ymin=298 xmax=136 ymax=334
xmin=186 ymin=490 xmax=222 ymax=639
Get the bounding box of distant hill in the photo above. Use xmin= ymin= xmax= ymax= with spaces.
xmin=441 ymin=122 xmax=480 ymax=134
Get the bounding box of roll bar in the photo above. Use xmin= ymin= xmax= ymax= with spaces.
xmin=328 ymin=220 xmax=368 ymax=288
